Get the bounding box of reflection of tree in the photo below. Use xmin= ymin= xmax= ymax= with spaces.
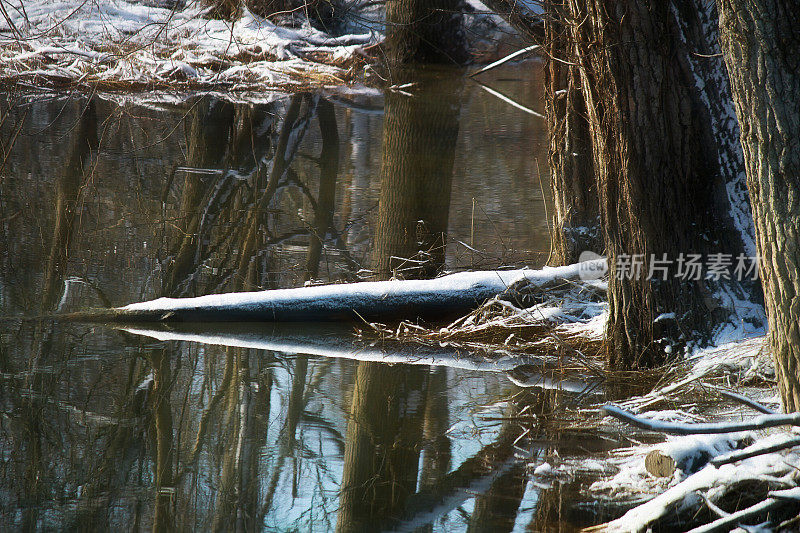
xmin=162 ymin=98 xmax=234 ymax=296
xmin=2 ymin=94 xmax=362 ymax=531
xmin=337 ymin=73 xmax=462 ymax=532
xmin=9 ymin=99 xmax=99 ymax=532
xmin=156 ymin=95 xmax=345 ymax=530
xmin=373 ymin=78 xmax=461 ymax=280
xmin=336 ymin=363 xmax=430 ymax=532
xmin=42 ymin=99 xmax=98 ymax=311
xmin=305 ymin=99 xmax=339 ymax=282
xmin=393 ymin=391 xmax=533 ymax=531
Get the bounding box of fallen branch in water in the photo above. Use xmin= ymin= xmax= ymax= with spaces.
xmin=687 ymin=488 xmax=800 ymax=533
xmin=64 ymin=260 xmax=606 ymax=323
xmin=713 ymin=387 xmax=777 ymax=414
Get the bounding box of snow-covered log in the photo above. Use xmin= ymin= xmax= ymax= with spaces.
xmin=644 ymin=434 xmax=753 ymax=478
xmin=70 ymin=261 xmax=605 ymax=323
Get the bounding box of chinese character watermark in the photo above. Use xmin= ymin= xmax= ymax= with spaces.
xmin=612 ymin=253 xmax=759 ymax=281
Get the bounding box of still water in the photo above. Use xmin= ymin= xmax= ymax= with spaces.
xmin=1 ymin=65 xmax=613 ymax=531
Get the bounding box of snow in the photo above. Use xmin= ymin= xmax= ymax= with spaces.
xmin=0 ymin=0 xmax=380 ymax=91
xmin=533 ymin=462 xmax=552 ymax=476
xmin=591 ymin=432 xmax=800 ymax=532
xmin=605 ymin=455 xmax=795 ymax=532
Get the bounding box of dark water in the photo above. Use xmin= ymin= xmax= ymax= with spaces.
xmin=0 ymin=65 xmax=612 ymax=531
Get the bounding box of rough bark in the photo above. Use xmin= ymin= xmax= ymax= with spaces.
xmin=558 ymin=0 xmax=752 ymax=368
xmin=543 ymin=4 xmax=600 ymax=265
xmin=718 ymin=0 xmax=800 ymax=410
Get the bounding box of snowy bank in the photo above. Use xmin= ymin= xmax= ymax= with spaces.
xmin=0 ymin=0 xmax=380 ymax=91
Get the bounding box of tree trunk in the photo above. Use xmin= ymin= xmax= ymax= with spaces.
xmin=717 ymin=0 xmax=800 ymax=410
xmin=543 ymin=4 xmax=600 ymax=265
xmin=384 ymin=0 xmax=468 ymax=68
xmin=552 ymin=0 xmax=756 ymax=368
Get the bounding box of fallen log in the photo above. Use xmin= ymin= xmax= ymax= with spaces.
xmin=64 ymin=261 xmax=604 ymax=323
xmin=644 ymin=434 xmax=754 ymax=478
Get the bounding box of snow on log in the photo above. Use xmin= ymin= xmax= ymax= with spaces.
xmin=73 ymin=260 xmax=605 ymax=323
xmin=602 ymin=404 xmax=800 ymax=435
xmin=686 ymin=494 xmax=789 ymax=533
xmin=644 ymin=434 xmax=754 ymax=478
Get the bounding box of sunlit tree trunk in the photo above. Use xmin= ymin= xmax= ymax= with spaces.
xmin=554 ymin=0 xmax=754 ymax=368
xmin=718 ymin=0 xmax=800 ymax=410
xmin=543 ymin=5 xmax=599 ymax=265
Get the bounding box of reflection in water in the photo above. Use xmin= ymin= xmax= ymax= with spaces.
xmin=338 ymin=72 xmax=462 ymax=532
xmin=0 ymin=65 xmax=605 ymax=531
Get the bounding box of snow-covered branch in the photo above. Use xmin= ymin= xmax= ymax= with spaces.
xmin=602 ymin=404 xmax=800 ymax=435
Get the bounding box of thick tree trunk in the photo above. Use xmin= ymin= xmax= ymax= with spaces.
xmin=718 ymin=0 xmax=800 ymax=410
xmin=552 ymin=0 xmax=754 ymax=368
xmin=384 ymin=0 xmax=468 ymax=68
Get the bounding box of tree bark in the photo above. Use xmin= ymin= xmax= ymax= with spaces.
xmin=543 ymin=4 xmax=600 ymax=265
xmin=552 ymin=0 xmax=755 ymax=368
xmin=717 ymin=0 xmax=800 ymax=410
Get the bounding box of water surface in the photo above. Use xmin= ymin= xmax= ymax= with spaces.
xmin=0 ymin=64 xmax=615 ymax=531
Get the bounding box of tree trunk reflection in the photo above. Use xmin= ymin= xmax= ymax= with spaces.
xmin=337 ymin=73 xmax=462 ymax=532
